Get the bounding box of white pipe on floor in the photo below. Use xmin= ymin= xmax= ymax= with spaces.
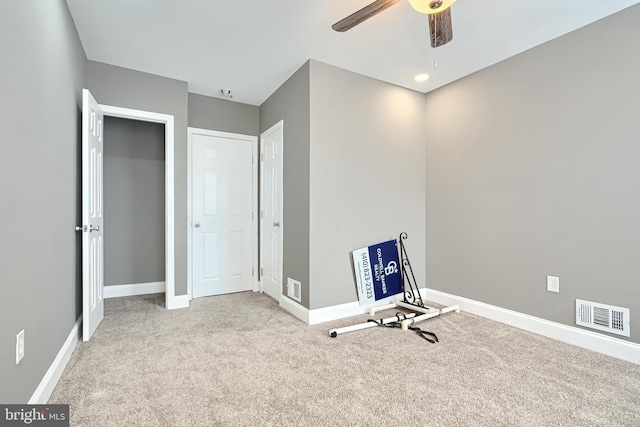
xmin=369 ymin=303 xmax=398 ymax=316
xmin=329 ymin=312 xmax=417 ymax=338
xmin=400 ymin=304 xmax=460 ymax=330
xmin=394 ymin=301 xmax=439 ymax=315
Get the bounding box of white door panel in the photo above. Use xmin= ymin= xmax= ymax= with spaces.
xmin=260 ymin=121 xmax=283 ymax=301
xmin=81 ymin=89 xmax=104 ymax=341
xmin=192 ymin=133 xmax=253 ymax=298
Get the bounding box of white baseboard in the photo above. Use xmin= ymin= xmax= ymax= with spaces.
xmin=280 ymin=287 xmax=640 ymax=364
xmin=166 ymin=294 xmax=189 ymax=310
xmin=279 ymin=294 xmax=402 ymax=325
xmin=279 ymin=296 xmax=309 ymax=323
xmin=104 ymin=282 xmax=188 ymax=310
xmin=309 ymin=301 xmax=360 ymax=325
xmin=423 ymin=288 xmax=640 ymax=365
xmin=104 ymin=282 xmax=166 ymax=298
xmin=29 ymin=317 xmax=81 ymax=404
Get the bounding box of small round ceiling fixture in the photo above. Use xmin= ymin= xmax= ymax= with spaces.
xmin=408 ymin=0 xmax=456 ymax=14
xmin=414 ymin=73 xmax=430 ymax=82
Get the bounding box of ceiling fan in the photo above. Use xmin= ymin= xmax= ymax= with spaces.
xmin=332 ymin=0 xmax=456 ymax=48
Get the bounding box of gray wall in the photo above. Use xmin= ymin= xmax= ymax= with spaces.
xmin=104 ymin=117 xmax=165 ymax=286
xmin=0 ymin=0 xmax=86 ymax=402
xmin=309 ymin=61 xmax=427 ymax=309
xmin=260 ymin=61 xmax=311 ymax=308
xmin=87 ymin=61 xmax=189 ymax=295
xmin=189 ymin=93 xmax=259 ymax=135
xmin=258 ymin=60 xmax=427 ymax=310
xmin=424 ymin=4 xmax=640 ymax=343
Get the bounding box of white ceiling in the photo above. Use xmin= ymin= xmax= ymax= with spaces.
xmin=66 ymin=0 xmax=640 ymax=106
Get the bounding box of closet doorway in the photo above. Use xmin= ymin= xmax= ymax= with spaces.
xmin=100 ymin=105 xmax=179 ymax=309
xmin=103 ymin=117 xmax=165 ymax=296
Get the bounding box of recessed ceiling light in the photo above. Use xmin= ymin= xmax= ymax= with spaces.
xmin=414 ymin=73 xmax=430 ymax=82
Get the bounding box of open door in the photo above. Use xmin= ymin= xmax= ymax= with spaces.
xmin=80 ymin=89 xmax=104 ymax=341
xmin=260 ymin=120 xmax=283 ymax=301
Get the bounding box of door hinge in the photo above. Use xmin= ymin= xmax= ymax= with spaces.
xmin=261 ymin=153 xmax=264 ymax=162
xmin=260 ymin=267 xmax=264 ymax=276
xmin=252 ymin=267 xmax=254 ymax=276
xmin=260 ymin=211 xmax=264 ymax=219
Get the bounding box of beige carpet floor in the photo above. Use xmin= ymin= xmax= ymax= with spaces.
xmin=49 ymin=292 xmax=640 ymax=426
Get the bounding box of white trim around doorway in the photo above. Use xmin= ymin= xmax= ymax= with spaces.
xmin=99 ymin=104 xmax=184 ymax=309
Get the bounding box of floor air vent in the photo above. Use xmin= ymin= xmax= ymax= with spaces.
xmin=576 ymin=299 xmax=630 ymax=337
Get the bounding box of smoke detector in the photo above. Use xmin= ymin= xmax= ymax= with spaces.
xmin=220 ymin=88 xmax=233 ymax=99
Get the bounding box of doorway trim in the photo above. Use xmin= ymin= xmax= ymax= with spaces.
xmin=100 ymin=104 xmax=183 ymax=309
xmin=186 ymin=127 xmax=259 ymax=299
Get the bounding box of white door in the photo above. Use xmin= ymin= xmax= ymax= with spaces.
xmin=81 ymin=89 xmax=104 ymax=341
xmin=192 ymin=133 xmax=253 ymax=297
xmin=260 ymin=121 xmax=283 ymax=301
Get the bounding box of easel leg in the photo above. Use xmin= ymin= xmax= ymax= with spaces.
xmin=400 ymin=304 xmax=459 ymax=330
xmin=369 ymin=303 xmax=398 ymax=316
xmin=329 ymin=312 xmax=416 ymax=337
xmin=395 ymin=300 xmax=439 ymax=315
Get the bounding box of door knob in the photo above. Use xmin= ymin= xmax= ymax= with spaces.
xmin=89 ymin=225 xmax=100 ymax=232
xmin=75 ymin=226 xmax=84 ymax=232
xmin=194 ymin=223 xmax=201 ymax=228
xmin=273 ymin=222 xmax=280 ymax=227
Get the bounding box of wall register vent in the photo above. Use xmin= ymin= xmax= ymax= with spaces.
xmin=576 ymin=299 xmax=630 ymax=337
xmin=287 ymin=278 xmax=302 ymax=303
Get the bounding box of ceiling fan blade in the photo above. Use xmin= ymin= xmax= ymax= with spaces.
xmin=428 ymin=7 xmax=453 ymax=48
xmin=332 ymin=0 xmax=403 ymax=32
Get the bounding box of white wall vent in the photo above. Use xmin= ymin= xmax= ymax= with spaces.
xmin=576 ymin=299 xmax=630 ymax=337
xmin=287 ymin=278 xmax=302 ymax=303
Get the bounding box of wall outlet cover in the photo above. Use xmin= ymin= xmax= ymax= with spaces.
xmin=547 ymin=276 xmax=559 ymax=293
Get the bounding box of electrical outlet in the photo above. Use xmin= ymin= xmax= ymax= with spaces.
xmin=547 ymin=276 xmax=559 ymax=293
xmin=16 ymin=330 xmax=25 ymax=364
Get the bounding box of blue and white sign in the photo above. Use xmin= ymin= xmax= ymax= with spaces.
xmin=352 ymin=239 xmax=402 ymax=306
